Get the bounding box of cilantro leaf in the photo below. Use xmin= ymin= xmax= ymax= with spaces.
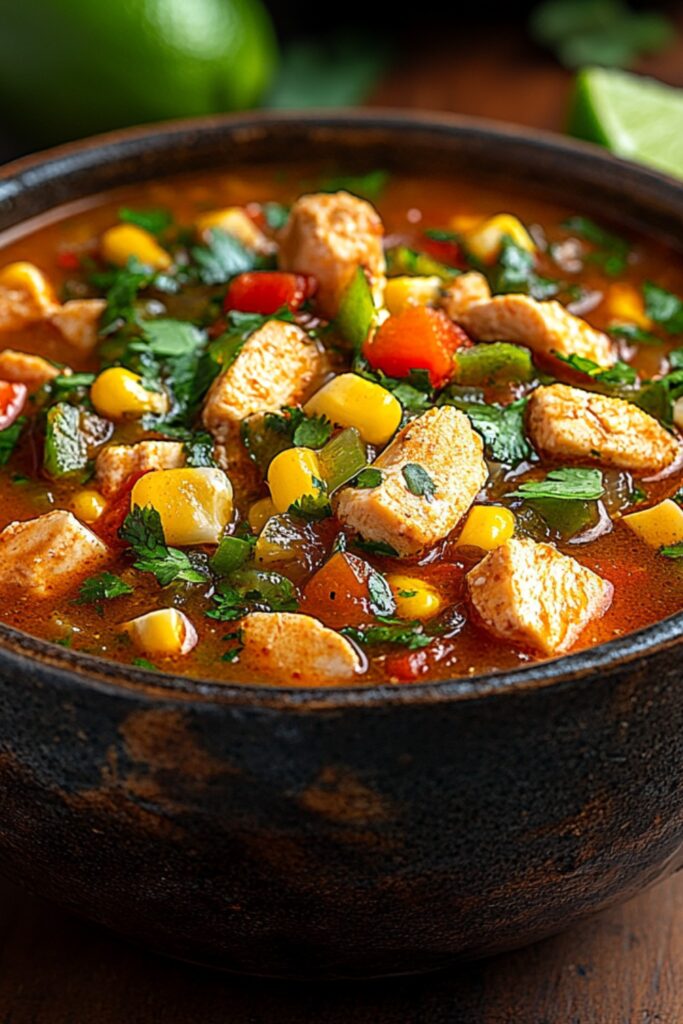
xmin=342 ymin=621 xmax=432 ymax=649
xmin=367 ymin=569 xmax=396 ymax=618
xmin=263 ymin=202 xmax=290 ymax=230
xmin=509 ymin=467 xmax=604 ymax=502
xmin=0 ymin=416 xmax=25 ymax=466
xmin=609 ymin=323 xmax=662 ymax=347
xmin=95 ymin=259 xmax=153 ymax=333
xmin=492 ymin=237 xmax=559 ymax=299
xmin=76 ymin=572 xmax=133 ymax=613
xmin=352 ymin=537 xmax=399 ymax=557
xmin=354 ymin=467 xmax=383 ymax=488
xmin=183 ymin=432 xmax=217 ymax=468
xmin=443 ymin=395 xmax=532 ymax=465
xmin=207 ymin=569 xmax=298 ymax=621
xmin=118 ymin=207 xmax=173 ymax=236
xmin=137 ymin=319 xmax=205 ymax=358
xmin=119 ymin=506 xmax=208 ymax=586
xmin=292 ymin=415 xmax=332 ymax=448
xmin=191 ymin=228 xmax=255 ymax=285
xmin=643 ymin=282 xmax=683 ymax=335
xmin=562 ymin=216 xmax=629 ymax=276
xmin=557 ymin=352 xmax=637 ymax=387
xmin=402 ymin=463 xmax=436 ymax=499
xmin=660 ymin=543 xmax=683 ymax=559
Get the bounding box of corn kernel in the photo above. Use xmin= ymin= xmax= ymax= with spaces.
xmin=267 ymin=447 xmax=323 ymax=514
xmin=465 ymin=214 xmax=536 ymax=265
xmin=304 ymin=373 xmax=402 ymax=447
xmin=248 ymin=496 xmax=277 ymax=532
xmin=623 ymin=498 xmax=683 ymax=548
xmin=0 ymin=261 xmax=58 ymax=311
xmin=449 ymin=213 xmax=482 ymax=234
xmin=194 ymin=206 xmax=270 ymax=252
xmin=384 ymin=275 xmax=442 ymax=316
xmin=101 ymin=223 xmax=172 ymax=271
xmin=387 ymin=573 xmax=443 ymax=620
xmin=458 ymin=505 xmax=516 ymax=551
xmin=69 ymin=489 xmax=106 ymax=524
xmin=122 ymin=608 xmax=198 ymax=656
xmin=90 ymin=367 xmax=168 ymax=420
xmin=131 ymin=467 xmax=234 ymax=546
xmin=605 ymin=282 xmax=652 ymax=330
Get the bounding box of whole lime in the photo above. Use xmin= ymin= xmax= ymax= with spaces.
xmin=0 ymin=0 xmax=278 ymax=146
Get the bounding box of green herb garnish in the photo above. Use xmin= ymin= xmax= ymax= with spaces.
xmin=76 ymin=572 xmax=134 ymax=614
xmin=509 ymin=467 xmax=604 ymax=501
xmin=402 ymin=463 xmax=436 ymax=499
xmin=119 ymin=506 xmax=209 ymax=586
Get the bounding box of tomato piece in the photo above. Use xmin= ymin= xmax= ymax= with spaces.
xmin=421 ymin=234 xmax=463 ymax=268
xmin=224 ymin=272 xmax=315 ymax=315
xmin=363 ymin=306 xmax=469 ymax=387
xmin=56 ymin=250 xmax=81 ymax=271
xmin=301 ymin=551 xmax=376 ymax=628
xmin=92 ymin=469 xmax=149 ymax=549
xmin=0 ymin=380 xmax=27 ymax=430
xmin=385 ymin=648 xmax=430 ymax=682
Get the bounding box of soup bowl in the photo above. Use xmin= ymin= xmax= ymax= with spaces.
xmin=0 ymin=111 xmax=682 ymax=978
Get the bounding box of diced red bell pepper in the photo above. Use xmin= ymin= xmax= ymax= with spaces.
xmin=384 ymin=648 xmax=430 ymax=682
xmin=362 ymin=306 xmax=469 ymax=387
xmin=224 ymin=272 xmax=316 ymax=315
xmin=56 ymin=250 xmax=81 ymax=272
xmin=0 ymin=381 xmax=27 ymax=430
xmin=421 ymin=234 xmax=463 ymax=268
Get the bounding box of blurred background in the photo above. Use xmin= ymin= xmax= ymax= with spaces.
xmin=0 ymin=0 xmax=681 ymax=173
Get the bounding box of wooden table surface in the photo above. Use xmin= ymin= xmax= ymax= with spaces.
xmin=2 ymin=21 xmax=683 ymax=1024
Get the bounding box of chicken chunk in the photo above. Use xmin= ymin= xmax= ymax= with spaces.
xmin=0 ymin=273 xmax=59 ymax=333
xmin=240 ymin=612 xmax=363 ymax=685
xmin=462 ymin=294 xmax=615 ymax=367
xmin=0 ymin=510 xmax=109 ymax=599
xmin=335 ymin=406 xmax=488 ymax=557
xmin=0 ymin=349 xmax=64 ymax=392
xmin=278 ymin=191 xmax=386 ymax=318
xmin=528 ymin=383 xmax=678 ymax=475
xmin=202 ymin=319 xmax=323 ymax=481
xmin=50 ymin=299 xmax=106 ymax=352
xmin=440 ymin=271 xmax=491 ymax=321
xmin=95 ymin=440 xmax=187 ymax=498
xmin=467 ymin=537 xmax=613 ymax=656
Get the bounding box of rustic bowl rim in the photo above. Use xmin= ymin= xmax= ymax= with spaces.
xmin=1 ymin=107 xmax=682 ymax=709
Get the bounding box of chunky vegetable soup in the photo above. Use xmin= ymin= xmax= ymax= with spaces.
xmin=0 ymin=167 xmax=682 ymax=686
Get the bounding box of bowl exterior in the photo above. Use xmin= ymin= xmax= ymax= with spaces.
xmin=0 ymin=113 xmax=682 ymax=976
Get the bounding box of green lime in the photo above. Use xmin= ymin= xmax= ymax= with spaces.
xmin=0 ymin=0 xmax=278 ymax=147
xmin=569 ymin=66 xmax=683 ymax=181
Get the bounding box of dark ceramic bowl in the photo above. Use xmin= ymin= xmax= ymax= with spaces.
xmin=0 ymin=112 xmax=682 ymax=979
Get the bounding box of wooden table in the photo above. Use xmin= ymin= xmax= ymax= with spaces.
xmin=2 ymin=22 xmax=683 ymax=1024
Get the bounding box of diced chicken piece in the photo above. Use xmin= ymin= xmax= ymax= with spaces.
xmin=50 ymin=298 xmax=106 ymax=352
xmin=335 ymin=406 xmax=488 ymax=557
xmin=239 ymin=612 xmax=363 ymax=685
xmin=0 ymin=510 xmax=109 ymax=599
xmin=95 ymin=440 xmax=187 ymax=498
xmin=0 ymin=349 xmax=65 ymax=392
xmin=195 ymin=206 xmax=274 ymax=255
xmin=278 ymin=191 xmax=386 ymax=318
xmin=462 ymin=294 xmax=615 ymax=367
xmin=0 ymin=265 xmax=60 ymax=333
xmin=440 ymin=271 xmax=491 ymax=321
xmin=467 ymin=536 xmax=613 ymax=656
xmin=528 ymin=383 xmax=678 ymax=475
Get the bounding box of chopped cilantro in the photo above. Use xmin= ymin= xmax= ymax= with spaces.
xmin=367 ymin=569 xmax=396 ymax=618
xmin=342 ymin=621 xmax=432 ymax=649
xmin=660 ymin=542 xmax=683 ymax=559
xmin=442 ymin=395 xmax=532 ymax=465
xmin=0 ymin=416 xmax=25 ymax=466
xmin=354 ymin=467 xmax=383 ymax=488
xmin=263 ymin=202 xmax=290 ymax=230
xmin=352 ymin=537 xmax=399 ymax=557
xmin=135 ymin=319 xmax=205 ymax=358
xmin=288 ymin=477 xmax=332 ymax=522
xmin=263 ymin=406 xmax=332 ymax=449
xmin=132 ymin=657 xmax=158 ymax=671
xmin=492 ymin=237 xmax=559 ymax=299
xmin=563 ymin=216 xmax=630 ymax=276
xmin=509 ymin=467 xmax=604 ymax=502
xmin=609 ymin=323 xmax=662 ymax=346
xmin=118 ymin=207 xmax=173 ymax=236
xmin=75 ymin=572 xmax=133 ymax=613
xmin=191 ymin=228 xmax=255 ymax=285
xmin=643 ymin=282 xmax=683 ymax=334
xmin=183 ymin=432 xmax=217 ymax=468
xmin=402 ymin=463 xmax=436 ymax=499
xmin=95 ymin=259 xmax=153 ymax=333
xmin=557 ymin=352 xmax=637 ymax=387
xmin=207 ymin=569 xmax=298 ymax=621
xmin=119 ymin=506 xmax=209 ymax=586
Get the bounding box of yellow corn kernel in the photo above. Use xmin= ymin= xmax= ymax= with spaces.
xmin=605 ymin=282 xmax=652 ymax=330
xmin=122 ymin=608 xmax=198 ymax=657
xmin=267 ymin=447 xmax=323 ymax=514
xmin=387 ymin=574 xmax=443 ymax=620
xmin=384 ymin=275 xmax=442 ymax=316
xmin=194 ymin=206 xmax=270 ymax=252
xmin=623 ymin=498 xmax=683 ymax=548
xmin=449 ymin=213 xmax=482 ymax=234
xmin=131 ymin=467 xmax=233 ymax=546
xmin=101 ymin=223 xmax=171 ymax=271
xmin=466 ymin=214 xmax=536 ymax=265
xmin=304 ymin=373 xmax=402 ymax=447
xmin=248 ymin=496 xmax=277 ymax=532
xmin=69 ymin=489 xmax=106 ymax=524
xmin=458 ymin=505 xmax=516 ymax=551
xmin=90 ymin=367 xmax=168 ymax=420
xmin=0 ymin=261 xmax=57 ymax=309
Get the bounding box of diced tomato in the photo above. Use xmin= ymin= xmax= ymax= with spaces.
xmin=0 ymin=381 xmax=27 ymax=430
xmin=224 ymin=272 xmax=316 ymax=315
xmin=92 ymin=469 xmax=149 ymax=549
xmin=56 ymin=250 xmax=81 ymax=271
xmin=421 ymin=234 xmax=463 ymax=267
xmin=301 ymin=551 xmax=376 ymax=628
xmin=362 ymin=306 xmax=470 ymax=387
xmin=385 ymin=648 xmax=430 ymax=682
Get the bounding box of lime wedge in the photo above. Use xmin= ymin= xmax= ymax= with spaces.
xmin=569 ymin=66 xmax=683 ymax=180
